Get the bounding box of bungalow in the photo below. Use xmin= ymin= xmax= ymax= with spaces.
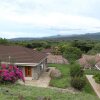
xmin=78 ymin=54 xmax=100 ymax=70
xmin=0 ymin=45 xmax=48 ymax=80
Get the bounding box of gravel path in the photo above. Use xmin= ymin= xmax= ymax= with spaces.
xmin=86 ymin=75 xmax=100 ymax=99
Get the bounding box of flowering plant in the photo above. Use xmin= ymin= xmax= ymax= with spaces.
xmin=0 ymin=64 xmax=25 ymax=83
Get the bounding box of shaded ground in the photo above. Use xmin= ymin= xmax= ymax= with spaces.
xmin=86 ymin=75 xmax=100 ymax=99
xmin=47 ymin=54 xmax=69 ymax=64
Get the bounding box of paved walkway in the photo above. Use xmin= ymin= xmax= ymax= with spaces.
xmin=19 ymin=67 xmax=55 ymax=88
xmin=86 ymin=75 xmax=100 ymax=98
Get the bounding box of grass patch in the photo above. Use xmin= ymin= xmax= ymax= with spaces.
xmin=48 ymin=64 xmax=71 ymax=88
xmin=0 ymin=84 xmax=99 ymax=100
xmin=84 ymin=69 xmax=100 ymax=75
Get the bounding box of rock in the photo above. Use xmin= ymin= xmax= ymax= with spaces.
xmin=50 ymin=69 xmax=61 ymax=78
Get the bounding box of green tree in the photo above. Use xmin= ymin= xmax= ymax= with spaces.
xmin=63 ymin=47 xmax=82 ymax=62
xmin=72 ymin=40 xmax=93 ymax=53
xmin=0 ymin=38 xmax=8 ymax=45
xmin=88 ymin=43 xmax=100 ymax=54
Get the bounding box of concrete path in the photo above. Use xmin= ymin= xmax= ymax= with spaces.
xmin=86 ymin=75 xmax=100 ymax=98
xmin=19 ymin=67 xmax=55 ymax=88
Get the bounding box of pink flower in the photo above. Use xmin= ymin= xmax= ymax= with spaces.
xmin=1 ymin=64 xmax=6 ymax=69
xmin=9 ymin=65 xmax=13 ymax=70
xmin=0 ymin=64 xmax=25 ymax=83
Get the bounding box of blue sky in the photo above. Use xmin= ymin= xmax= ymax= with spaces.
xmin=0 ymin=0 xmax=100 ymax=38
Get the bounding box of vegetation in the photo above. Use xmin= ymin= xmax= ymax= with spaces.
xmin=48 ymin=64 xmax=96 ymax=96
xmin=71 ymin=40 xmax=94 ymax=53
xmin=71 ymin=77 xmax=86 ymax=90
xmin=93 ymin=73 xmax=100 ymax=84
xmin=84 ymin=69 xmax=100 ymax=75
xmin=0 ymin=38 xmax=9 ymax=45
xmin=0 ymin=84 xmax=99 ymax=100
xmin=70 ymin=63 xmax=84 ymax=77
xmin=70 ymin=63 xmax=86 ymax=90
xmin=63 ymin=47 xmax=82 ymax=62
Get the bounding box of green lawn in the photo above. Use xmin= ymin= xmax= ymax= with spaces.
xmin=48 ymin=64 xmax=98 ymax=96
xmin=0 ymin=84 xmax=99 ymax=100
xmin=48 ymin=64 xmax=71 ymax=88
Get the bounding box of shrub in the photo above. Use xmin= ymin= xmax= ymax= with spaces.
xmin=71 ymin=77 xmax=86 ymax=90
xmin=0 ymin=64 xmax=25 ymax=83
xmin=70 ymin=63 xmax=84 ymax=77
xmin=63 ymin=47 xmax=82 ymax=62
xmin=93 ymin=73 xmax=100 ymax=84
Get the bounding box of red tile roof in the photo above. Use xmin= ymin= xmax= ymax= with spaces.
xmin=78 ymin=54 xmax=100 ymax=68
xmin=0 ymin=45 xmax=47 ymax=63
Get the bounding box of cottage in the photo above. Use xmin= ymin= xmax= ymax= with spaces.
xmin=0 ymin=45 xmax=48 ymax=80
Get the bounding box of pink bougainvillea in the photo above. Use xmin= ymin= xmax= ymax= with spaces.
xmin=0 ymin=64 xmax=25 ymax=83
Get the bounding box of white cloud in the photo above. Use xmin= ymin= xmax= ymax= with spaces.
xmin=0 ymin=0 xmax=100 ymax=38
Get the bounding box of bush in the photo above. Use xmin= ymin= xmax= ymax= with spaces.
xmin=0 ymin=64 xmax=25 ymax=83
xmin=71 ymin=77 xmax=86 ymax=90
xmin=70 ymin=63 xmax=84 ymax=77
xmin=63 ymin=47 xmax=82 ymax=62
xmin=93 ymin=73 xmax=100 ymax=84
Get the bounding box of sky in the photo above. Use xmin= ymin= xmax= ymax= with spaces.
xmin=0 ymin=0 xmax=100 ymax=38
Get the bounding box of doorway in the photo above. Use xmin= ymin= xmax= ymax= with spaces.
xmin=25 ymin=66 xmax=32 ymax=77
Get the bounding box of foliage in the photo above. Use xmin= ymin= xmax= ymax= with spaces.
xmin=71 ymin=77 xmax=86 ymax=90
xmin=0 ymin=64 xmax=25 ymax=83
xmin=70 ymin=63 xmax=84 ymax=77
xmin=93 ymin=73 xmax=100 ymax=84
xmin=71 ymin=40 xmax=94 ymax=53
xmin=87 ymin=49 xmax=98 ymax=55
xmin=52 ymin=46 xmax=61 ymax=55
xmin=63 ymin=47 xmax=82 ymax=62
xmin=0 ymin=38 xmax=9 ymax=45
xmin=70 ymin=63 xmax=86 ymax=90
xmin=57 ymin=44 xmax=70 ymax=54
xmin=88 ymin=43 xmax=100 ymax=54
xmin=25 ymin=41 xmax=51 ymax=49
xmin=84 ymin=69 xmax=100 ymax=75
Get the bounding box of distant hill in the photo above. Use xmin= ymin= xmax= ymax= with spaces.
xmin=9 ymin=37 xmax=39 ymax=41
xmin=9 ymin=32 xmax=100 ymax=41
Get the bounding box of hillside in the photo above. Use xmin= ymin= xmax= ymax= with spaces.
xmin=9 ymin=33 xmax=100 ymax=41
